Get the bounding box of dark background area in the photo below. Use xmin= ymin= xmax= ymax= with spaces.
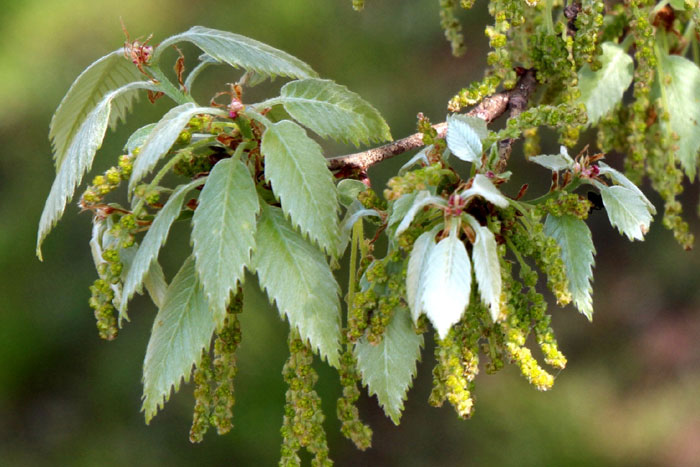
xmin=1 ymin=1 xmax=700 ymax=465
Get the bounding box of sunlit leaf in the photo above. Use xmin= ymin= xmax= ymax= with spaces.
xmin=446 ymin=114 xmax=488 ymax=162
xmin=121 ymin=179 xmax=204 ymax=318
xmin=597 ymin=162 xmax=656 ymax=214
xmin=129 ymin=104 xmax=226 ymax=191
xmin=192 ymin=158 xmax=259 ymax=328
xmin=544 ymin=214 xmax=595 ymax=320
xmin=596 ymin=183 xmax=653 ymax=241
xmin=406 ymin=227 xmax=439 ymax=322
xmin=142 ymin=256 xmax=215 ymax=423
xmin=279 ymin=78 xmax=391 ymax=145
xmin=419 ymin=226 xmax=471 ymax=338
xmin=37 ymin=81 xmax=151 ymax=260
xmin=395 ymin=191 xmax=446 ymax=237
xmin=656 ymin=52 xmax=700 ymax=179
xmin=465 ymin=215 xmax=502 ymax=322
xmin=261 ymin=120 xmax=339 ymax=254
xmin=460 ymin=174 xmax=509 ymax=208
xmin=253 ymin=205 xmax=341 ymax=367
xmin=155 ymin=26 xmax=318 ymax=80
xmin=50 ymin=49 xmax=142 ymax=169
xmin=578 ymin=42 xmax=634 ymax=124
xmin=354 ymin=308 xmax=423 ymax=424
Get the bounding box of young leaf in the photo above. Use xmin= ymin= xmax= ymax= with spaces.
xmin=37 ymin=82 xmax=151 ymax=260
xmin=155 ymin=26 xmax=318 ymax=80
xmin=406 ymin=227 xmax=439 ymax=322
xmin=597 ymin=184 xmax=653 ymax=241
xmin=253 ymin=205 xmax=342 ymax=367
xmin=395 ymin=191 xmax=446 ymax=237
xmin=419 ymin=226 xmax=471 ymax=338
xmin=529 ymin=150 xmax=574 ymax=172
xmin=544 ymin=214 xmax=595 ymax=320
xmin=597 ymin=162 xmax=656 ymax=214
xmin=124 ymin=123 xmax=157 ymax=154
xmin=465 ymin=216 xmax=502 ymax=322
xmin=50 ymin=49 xmax=142 ymax=170
xmin=129 ymin=104 xmax=226 ymax=191
xmin=120 ymin=179 xmax=204 ymax=318
xmin=399 ymin=145 xmax=432 ymax=174
xmin=354 ymin=308 xmax=423 ymax=424
xmin=446 ymin=114 xmax=488 ymax=162
xmin=460 ymin=174 xmax=509 ymax=208
xmin=261 ymin=120 xmax=340 ymax=254
xmin=279 ymin=78 xmax=392 ymax=146
xmin=387 ymin=192 xmax=418 ymax=229
xmin=337 ymin=179 xmax=368 ymax=207
xmin=578 ymin=42 xmax=634 ymax=124
xmin=656 ymin=53 xmax=700 ymax=179
xmin=143 ymin=261 xmax=168 ymax=310
xmin=141 ymin=256 xmax=216 ymax=423
xmin=192 ymin=158 xmax=259 ymax=328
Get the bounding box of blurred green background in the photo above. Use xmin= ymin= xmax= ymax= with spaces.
xmin=2 ymin=1 xmax=700 ymax=465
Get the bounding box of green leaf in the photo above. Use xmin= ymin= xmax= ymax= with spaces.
xmin=261 ymin=120 xmax=340 ymax=254
xmin=544 ymin=214 xmax=595 ymax=320
xmin=399 ymin=145 xmax=432 ymax=174
xmin=597 ymin=162 xmax=656 ymax=214
xmin=465 ymin=216 xmax=502 ymax=322
xmin=387 ymin=192 xmax=418 ymax=229
xmin=253 ymin=205 xmax=342 ymax=367
xmin=37 ymin=81 xmax=151 ymax=260
xmin=129 ymin=104 xmax=226 ymax=191
xmin=50 ymin=49 xmax=142 ymax=170
xmin=529 ymin=146 xmax=575 ymax=172
xmin=597 ymin=184 xmax=653 ymax=241
xmin=354 ymin=308 xmax=423 ymax=424
xmin=124 ymin=123 xmax=157 ymax=153
xmin=143 ymin=261 xmax=168 ymax=310
xmin=337 ymin=179 xmax=368 ymax=207
xmin=460 ymin=174 xmax=509 ymax=208
xmin=155 ymin=26 xmax=318 ymax=80
xmin=446 ymin=114 xmax=488 ymax=162
xmin=420 ymin=225 xmax=471 ymax=338
xmin=121 ymin=179 xmax=204 ymax=318
xmin=192 ymin=158 xmax=259 ymax=327
xmin=141 ymin=256 xmax=216 ymax=423
xmin=406 ymin=227 xmax=439 ymax=322
xmin=279 ymin=78 xmax=391 ymax=146
xmin=578 ymin=42 xmax=634 ymax=124
xmin=395 ymin=191 xmax=446 ymax=236
xmin=657 ymin=53 xmax=700 ymax=179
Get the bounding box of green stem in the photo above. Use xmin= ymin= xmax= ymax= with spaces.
xmin=544 ymin=0 xmax=555 ymax=36
xmin=347 ymin=220 xmax=363 ymax=313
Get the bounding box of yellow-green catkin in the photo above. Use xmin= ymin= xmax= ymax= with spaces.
xmin=211 ymin=296 xmax=243 ymax=435
xmin=502 ymin=321 xmax=554 ymax=390
xmin=81 ymin=155 xmax=133 ymax=205
xmin=190 ymin=350 xmax=214 ymax=443
xmin=336 ymin=348 xmax=372 ymax=450
xmin=439 ymin=0 xmax=466 ymax=56
xmin=280 ymin=332 xmax=332 ymax=467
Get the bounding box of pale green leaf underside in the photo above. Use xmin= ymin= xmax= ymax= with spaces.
xmin=261 ymin=120 xmax=340 ymax=254
xmin=446 ymin=114 xmax=487 ymax=162
xmin=192 ymin=158 xmax=259 ymax=328
xmin=280 ymin=78 xmax=391 ymax=146
xmin=253 ymin=205 xmax=341 ymax=367
xmin=657 ymin=53 xmax=700 ymax=180
xmin=529 ymin=153 xmax=573 ymax=172
xmin=387 ymin=192 xmax=418 ymax=229
xmin=142 ymin=256 xmax=216 ymax=423
xmin=354 ymin=308 xmax=423 ymax=424
xmin=37 ymin=82 xmax=151 ymax=260
xmin=420 ymin=229 xmax=471 ymax=339
xmin=406 ymin=228 xmax=438 ymax=323
xmin=50 ymin=49 xmax=142 ymax=170
xmin=544 ymin=214 xmax=595 ymax=320
xmin=578 ymin=42 xmax=634 ymax=124
xmin=129 ymin=104 xmax=226 ymax=192
xmin=597 ymin=162 xmax=656 ymax=214
xmin=599 ymin=184 xmax=653 ymax=241
xmin=124 ymin=123 xmax=157 ymax=154
xmin=120 ymin=179 xmax=204 ymax=318
xmin=395 ymin=191 xmax=446 ymax=237
xmin=470 ymin=222 xmax=502 ymax=322
xmin=157 ymin=26 xmax=318 ymax=80
xmin=460 ymin=174 xmax=509 ymax=208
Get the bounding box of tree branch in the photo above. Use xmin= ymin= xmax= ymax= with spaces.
xmin=327 ymin=68 xmax=538 ymax=173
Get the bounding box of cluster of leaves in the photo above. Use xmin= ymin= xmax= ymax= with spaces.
xmin=39 ymin=0 xmax=700 ymax=462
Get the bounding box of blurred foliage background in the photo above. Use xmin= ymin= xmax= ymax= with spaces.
xmin=1 ymin=0 xmax=700 ymax=465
